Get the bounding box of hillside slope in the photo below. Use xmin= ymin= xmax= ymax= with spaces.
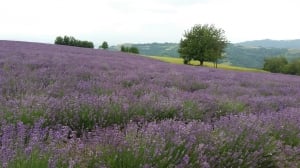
xmin=1 ymin=41 xmax=300 ymax=167
xmin=110 ymin=42 xmax=180 ymax=57
xmin=237 ymin=39 xmax=300 ymax=49
xmin=112 ymin=42 xmax=300 ymax=68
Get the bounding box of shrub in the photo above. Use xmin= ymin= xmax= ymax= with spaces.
xmin=263 ymin=56 xmax=288 ymax=73
xmin=263 ymin=56 xmax=300 ymax=75
xmin=120 ymin=45 xmax=139 ymax=54
xmin=284 ymin=59 xmax=300 ymax=75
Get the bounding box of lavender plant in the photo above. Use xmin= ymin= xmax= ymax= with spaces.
xmin=0 ymin=40 xmax=300 ymax=167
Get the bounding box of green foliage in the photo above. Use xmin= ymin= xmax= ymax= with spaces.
xmin=183 ymin=58 xmax=190 ymax=64
xmin=110 ymin=41 xmax=300 ymax=69
xmin=104 ymin=103 xmax=127 ymax=127
xmin=100 ymin=41 xmax=109 ymax=49
xmin=269 ymin=124 xmax=300 ymax=147
xmin=237 ymin=39 xmax=300 ymax=49
xmin=19 ymin=108 xmax=45 ymax=126
xmin=180 ymin=82 xmax=209 ymax=92
xmin=1 ymin=106 xmax=44 ymax=126
xmin=54 ymin=36 xmax=94 ymax=48
xmin=129 ymin=46 xmax=139 ymax=54
xmin=209 ymin=129 xmax=278 ymax=168
xmin=178 ymin=24 xmax=228 ymax=66
xmin=283 ymin=59 xmax=300 ymax=75
xmin=8 ymin=149 xmax=50 ymax=168
xmin=133 ymin=42 xmax=179 ymax=57
xmin=216 ymin=101 xmax=246 ymax=118
xmin=182 ymin=100 xmax=202 ymax=120
xmin=102 ymin=146 xmax=147 ymax=168
xmin=152 ymin=142 xmax=187 ymax=167
xmin=120 ymin=45 xmax=126 ymax=52
xmin=223 ymin=44 xmax=289 ymax=68
xmin=263 ymin=56 xmax=300 ymax=75
xmin=120 ymin=45 xmax=139 ymax=54
xmin=263 ymin=56 xmax=288 ymax=73
xmin=150 ymin=56 xmax=266 ymax=72
xmin=54 ymin=36 xmax=63 ymax=45
xmin=101 ymin=139 xmax=188 ymax=168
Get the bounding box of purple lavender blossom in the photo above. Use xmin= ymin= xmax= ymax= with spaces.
xmin=0 ymin=40 xmax=300 ymax=167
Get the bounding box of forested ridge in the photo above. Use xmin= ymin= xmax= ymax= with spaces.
xmin=111 ymin=41 xmax=300 ymax=68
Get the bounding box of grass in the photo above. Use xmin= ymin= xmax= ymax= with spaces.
xmin=149 ymin=56 xmax=266 ymax=73
xmin=8 ymin=149 xmax=51 ymax=168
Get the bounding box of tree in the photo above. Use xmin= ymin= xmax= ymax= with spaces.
xmin=263 ymin=56 xmax=288 ymax=73
xmin=178 ymin=24 xmax=228 ymax=66
xmin=69 ymin=36 xmax=77 ymax=46
xmin=283 ymin=58 xmax=300 ymax=75
xmin=121 ymin=45 xmax=127 ymax=52
xmin=54 ymin=35 xmax=94 ymax=48
xmin=63 ymin=36 xmax=70 ymax=45
xmin=100 ymin=41 xmax=109 ymax=50
xmin=120 ymin=45 xmax=139 ymax=54
xmin=55 ymin=36 xmax=64 ymax=45
xmin=129 ymin=46 xmax=139 ymax=54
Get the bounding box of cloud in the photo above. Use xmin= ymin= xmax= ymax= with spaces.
xmin=152 ymin=0 xmax=207 ymax=6
xmin=0 ymin=0 xmax=300 ymax=44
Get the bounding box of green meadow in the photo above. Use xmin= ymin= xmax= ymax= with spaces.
xmin=149 ymin=56 xmax=266 ymax=73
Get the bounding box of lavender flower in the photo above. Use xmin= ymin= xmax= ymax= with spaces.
xmin=0 ymin=40 xmax=300 ymax=167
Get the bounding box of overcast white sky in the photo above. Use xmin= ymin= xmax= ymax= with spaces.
xmin=1 ymin=0 xmax=300 ymax=46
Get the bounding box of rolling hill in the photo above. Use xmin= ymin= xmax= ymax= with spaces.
xmin=237 ymin=39 xmax=300 ymax=49
xmin=111 ymin=40 xmax=300 ymax=69
xmin=1 ymin=40 xmax=300 ymax=167
xmin=110 ymin=42 xmax=180 ymax=57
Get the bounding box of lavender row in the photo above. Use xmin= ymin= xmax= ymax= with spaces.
xmin=0 ymin=41 xmax=300 ymax=167
xmin=1 ymin=42 xmax=300 ymax=130
xmin=1 ymin=108 xmax=299 ymax=167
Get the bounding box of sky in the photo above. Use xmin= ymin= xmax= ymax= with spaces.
xmin=1 ymin=0 xmax=300 ymax=46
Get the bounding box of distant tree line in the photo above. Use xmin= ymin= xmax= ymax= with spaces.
xmin=263 ymin=56 xmax=300 ymax=75
xmin=121 ymin=45 xmax=139 ymax=54
xmin=55 ymin=36 xmax=94 ymax=48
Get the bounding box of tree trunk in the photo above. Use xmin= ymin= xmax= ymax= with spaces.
xmin=200 ymin=60 xmax=204 ymax=66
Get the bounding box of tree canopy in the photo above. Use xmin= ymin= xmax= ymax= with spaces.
xmin=121 ymin=45 xmax=139 ymax=54
xmin=263 ymin=56 xmax=300 ymax=75
xmin=178 ymin=24 xmax=228 ymax=66
xmin=263 ymin=56 xmax=288 ymax=73
xmin=100 ymin=41 xmax=109 ymax=50
xmin=54 ymin=36 xmax=94 ymax=48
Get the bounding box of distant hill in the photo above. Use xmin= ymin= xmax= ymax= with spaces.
xmin=222 ymin=45 xmax=288 ymax=68
xmin=237 ymin=39 xmax=300 ymax=49
xmin=110 ymin=42 xmax=180 ymax=57
xmin=110 ymin=41 xmax=300 ymax=69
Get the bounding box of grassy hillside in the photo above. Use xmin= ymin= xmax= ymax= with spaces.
xmin=113 ymin=42 xmax=300 ymax=69
xmin=150 ymin=56 xmax=266 ymax=72
xmin=1 ymin=40 xmax=300 ymax=167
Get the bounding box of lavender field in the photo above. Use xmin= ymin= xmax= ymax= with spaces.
xmin=0 ymin=40 xmax=300 ymax=167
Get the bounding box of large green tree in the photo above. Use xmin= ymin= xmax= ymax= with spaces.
xmin=178 ymin=24 xmax=228 ymax=66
